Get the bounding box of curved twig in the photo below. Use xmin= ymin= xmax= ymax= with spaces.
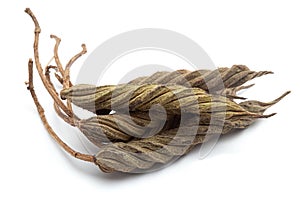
xmin=26 ymin=59 xmax=94 ymax=163
xmin=50 ymin=35 xmax=64 ymax=76
xmin=25 ymin=8 xmax=73 ymax=118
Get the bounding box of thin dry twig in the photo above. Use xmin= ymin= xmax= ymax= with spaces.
xmin=45 ymin=65 xmax=58 ymax=93
xmin=54 ymin=103 xmax=77 ymax=126
xmin=25 ymin=8 xmax=73 ymax=118
xmin=63 ymin=44 xmax=87 ymax=90
xmin=55 ymin=73 xmax=64 ymax=85
xmin=50 ymin=35 xmax=64 ymax=76
xmin=26 ymin=58 xmax=95 ymax=163
xmin=44 ymin=64 xmax=78 ymax=126
xmin=63 ymin=44 xmax=87 ymax=117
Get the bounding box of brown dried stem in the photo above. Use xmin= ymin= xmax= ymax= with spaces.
xmin=50 ymin=34 xmax=76 ymax=88
xmin=50 ymin=35 xmax=64 ymax=76
xmin=63 ymin=44 xmax=87 ymax=89
xmin=26 ymin=59 xmax=94 ymax=163
xmin=44 ymin=64 xmax=79 ymax=127
xmin=25 ymin=8 xmax=73 ymax=118
xmin=55 ymin=73 xmax=64 ymax=85
xmin=64 ymin=44 xmax=87 ymax=116
xmin=45 ymin=65 xmax=58 ymax=94
xmin=54 ymin=103 xmax=77 ymax=126
xmin=26 ymin=7 xmax=82 ymax=128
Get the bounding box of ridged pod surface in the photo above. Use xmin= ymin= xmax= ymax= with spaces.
xmin=61 ymin=84 xmax=262 ymax=115
xmin=92 ymin=92 xmax=289 ymax=173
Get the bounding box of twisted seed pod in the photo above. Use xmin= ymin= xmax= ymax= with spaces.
xmin=78 ymin=112 xmax=180 ymax=144
xmin=63 ymin=82 xmax=289 ymax=173
xmin=83 ymin=65 xmax=270 ymax=115
xmin=76 ymin=89 xmax=289 ymax=149
xmin=79 ymin=111 xmax=267 ymax=147
xmin=128 ymin=65 xmax=272 ymax=96
xmin=93 ymin=92 xmax=290 ymax=173
xmin=61 ymin=84 xmax=261 ymax=116
xmin=94 ymin=125 xmax=227 ymax=173
xmin=62 ymin=83 xmax=276 ymax=148
xmin=78 ymin=91 xmax=288 ymax=147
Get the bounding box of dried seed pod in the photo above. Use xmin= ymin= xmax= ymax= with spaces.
xmin=93 ymin=91 xmax=290 ymax=173
xmin=61 ymin=83 xmax=277 ymax=148
xmin=78 ymin=112 xmax=179 ymax=145
xmin=77 ymin=92 xmax=286 ymax=147
xmin=93 ymin=124 xmax=239 ymax=173
xmin=76 ymin=113 xmax=213 ymax=147
xmin=61 ymin=84 xmax=263 ymax=116
xmin=128 ymin=65 xmax=272 ymax=96
xmin=89 ymin=66 xmax=270 ymax=114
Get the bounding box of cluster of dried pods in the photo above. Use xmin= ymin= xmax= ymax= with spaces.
xmin=25 ymin=8 xmax=290 ymax=173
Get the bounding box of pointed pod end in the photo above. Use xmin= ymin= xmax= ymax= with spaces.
xmin=268 ymin=90 xmax=291 ymax=105
xmin=262 ymin=113 xmax=277 ymax=118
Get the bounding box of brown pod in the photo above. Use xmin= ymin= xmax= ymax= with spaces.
xmin=77 ymin=106 xmax=277 ymax=147
xmin=93 ymin=122 xmax=247 ymax=173
xmin=61 ymin=84 xmax=262 ymax=115
xmin=128 ymin=65 xmax=272 ymax=96
xmin=93 ymin=92 xmax=290 ymax=173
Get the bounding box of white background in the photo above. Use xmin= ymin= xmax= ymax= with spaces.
xmin=1 ymin=1 xmax=299 ymax=200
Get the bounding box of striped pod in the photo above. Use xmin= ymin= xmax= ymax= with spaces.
xmin=77 ymin=92 xmax=289 ymax=147
xmin=93 ymin=65 xmax=271 ymax=115
xmin=61 ymin=84 xmax=263 ymax=116
xmin=92 ymin=92 xmax=289 ymax=173
xmin=94 ymin=125 xmax=226 ymax=173
xmin=128 ymin=65 xmax=272 ymax=95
